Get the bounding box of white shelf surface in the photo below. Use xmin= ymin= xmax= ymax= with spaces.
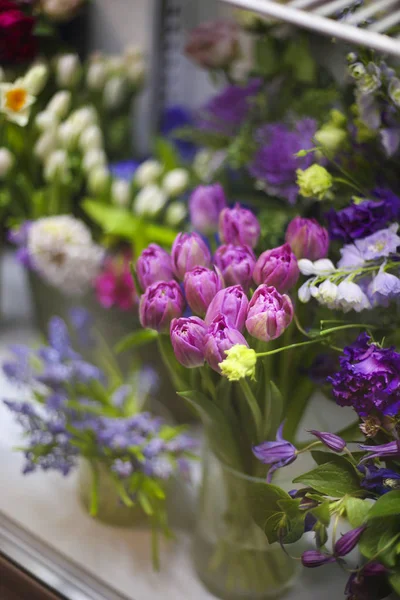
xmin=0 ymin=253 xmax=349 ymax=600
xmin=220 ymin=0 xmax=400 ymax=56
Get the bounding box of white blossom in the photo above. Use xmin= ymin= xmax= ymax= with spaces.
xmin=0 ymin=148 xmax=14 ymax=177
xmin=34 ymin=131 xmax=58 ymax=161
xmin=134 ymin=160 xmax=163 ymax=187
xmin=103 ymin=76 xmax=128 ymax=110
xmin=162 ymin=168 xmax=190 ymax=197
xmin=44 ymin=149 xmax=69 ymax=181
xmin=88 ymin=166 xmax=110 ymax=195
xmin=86 ymin=61 xmax=107 ymax=90
xmin=79 ymin=125 xmax=103 ymax=151
xmin=47 ymin=91 xmax=71 ymax=119
xmin=337 ymin=280 xmax=371 ymax=313
xmin=83 ymin=149 xmax=107 ymax=173
xmin=23 ymin=64 xmax=48 ymax=95
xmin=165 ymin=202 xmax=187 ymax=226
xmin=35 ymin=110 xmax=59 ymax=132
xmin=111 ymin=179 xmax=131 ymax=207
xmin=56 ymin=54 xmax=80 ymax=88
xmin=133 ymin=185 xmax=167 ymax=216
xmin=298 ymin=280 xmax=312 ymax=303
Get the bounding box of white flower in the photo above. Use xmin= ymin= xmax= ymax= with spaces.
xmin=28 ymin=216 xmax=104 ymax=296
xmin=337 ymin=280 xmax=371 ymax=313
xmin=0 ymin=148 xmax=14 ymax=177
xmin=298 ymin=259 xmax=315 ymax=276
xmin=47 ymin=90 xmax=71 ymax=119
xmin=134 ymin=160 xmax=163 ymax=187
xmin=103 ymin=76 xmax=128 ymax=110
xmin=86 ymin=61 xmax=107 ymax=90
xmin=69 ymin=105 xmax=97 ymax=130
xmin=165 ymin=202 xmax=187 ymax=226
xmin=40 ymin=0 xmax=86 ymax=22
xmin=57 ymin=120 xmax=79 ymax=149
xmin=0 ymin=82 xmax=36 ymax=126
xmin=111 ymin=179 xmax=131 ymax=207
xmin=35 ymin=110 xmax=59 ymax=132
xmin=44 ymin=149 xmax=70 ymax=181
xmin=298 ymin=258 xmax=336 ymax=277
xmin=88 ymin=167 xmax=110 ymax=195
xmin=83 ymin=149 xmax=107 ymax=173
xmin=133 ymin=185 xmax=167 ymax=216
xmin=162 ymin=168 xmax=190 ymax=197
xmin=56 ymin=54 xmax=81 ymax=88
xmin=23 ymin=64 xmax=49 ymax=95
xmin=34 ymin=132 xmax=58 ymax=161
xmin=298 ymin=280 xmax=312 ymax=303
xmin=193 ymin=149 xmax=226 ymax=182
xmin=317 ymin=280 xmax=339 ymax=309
xmin=79 ymin=125 xmax=103 ymax=151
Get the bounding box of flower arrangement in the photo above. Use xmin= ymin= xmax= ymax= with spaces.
xmin=3 ymin=311 xmax=197 ymax=567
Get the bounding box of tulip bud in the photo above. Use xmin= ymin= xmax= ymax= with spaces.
xmin=285 ymin=217 xmax=329 ymax=261
xmin=309 ymin=430 xmax=346 ymax=452
xmin=189 ymin=183 xmax=227 ymax=234
xmin=35 ymin=111 xmax=58 ymax=132
xmin=0 ymin=148 xmax=13 ymax=177
xmin=204 ymin=315 xmax=248 ymax=373
xmin=170 ymin=316 xmax=207 ymax=367
xmin=139 ymin=280 xmax=185 ymax=332
xmin=171 ymin=232 xmax=211 ymax=280
xmin=44 ymin=149 xmax=69 ymax=182
xmin=80 ymin=125 xmax=103 ymax=151
xmin=205 ymin=285 xmax=248 ymax=331
xmin=86 ymin=61 xmax=107 ymax=90
xmin=23 ymin=64 xmax=48 ymax=95
xmin=47 ymin=90 xmax=71 ymax=119
xmin=219 ymin=203 xmax=260 ymax=248
xmin=111 ymin=179 xmax=131 ymax=207
xmin=136 ymin=244 xmax=174 ymax=290
xmin=134 ymin=160 xmax=163 ymax=187
xmin=34 ymin=131 xmax=58 ymax=161
xmin=56 ymin=54 xmax=81 ymax=88
xmin=246 ymin=285 xmax=293 ymax=342
xmin=88 ymin=166 xmax=110 ymax=195
xmin=162 ymin=168 xmax=190 ymax=197
xmin=103 ymin=76 xmax=128 ymax=110
xmin=214 ymin=244 xmax=255 ymax=292
xmin=83 ymin=149 xmax=107 ymax=173
xmin=253 ymin=244 xmax=299 ymax=293
xmin=133 ymin=184 xmax=167 ymax=216
xmin=184 ymin=266 xmax=224 ymax=316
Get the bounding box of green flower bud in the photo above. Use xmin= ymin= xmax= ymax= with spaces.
xmin=296 ymin=165 xmax=333 ymax=200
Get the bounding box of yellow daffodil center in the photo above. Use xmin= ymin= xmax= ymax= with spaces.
xmin=5 ymin=88 xmax=28 ymax=113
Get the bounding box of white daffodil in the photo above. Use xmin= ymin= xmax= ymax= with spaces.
xmin=0 ymin=82 xmax=36 ymax=126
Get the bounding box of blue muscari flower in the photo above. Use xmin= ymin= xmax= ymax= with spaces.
xmin=109 ymin=159 xmax=140 ymax=182
xmin=143 ymin=438 xmax=165 ymax=458
xmin=68 ymin=307 xmax=96 ymax=348
xmin=160 ymin=105 xmax=196 ymax=160
xmin=111 ymin=385 xmax=132 ymax=408
xmin=3 ymin=345 xmax=32 ymax=384
xmin=143 ymin=455 xmax=173 ymax=480
xmin=112 ymin=459 xmax=134 ymax=479
xmin=253 ymin=424 xmax=297 ymax=482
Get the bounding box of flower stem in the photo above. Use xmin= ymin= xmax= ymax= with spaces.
xmin=239 ymin=379 xmax=263 ymax=440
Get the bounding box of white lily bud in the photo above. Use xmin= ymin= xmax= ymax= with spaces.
xmin=133 ymin=184 xmax=167 ymax=216
xmin=83 ymin=149 xmax=107 ymax=173
xmin=134 ymin=159 xmax=163 ymax=187
xmin=0 ymin=148 xmax=14 ymax=177
xmin=88 ymin=166 xmax=110 ymax=195
xmin=44 ymin=149 xmax=69 ymax=181
xmin=79 ymin=125 xmax=103 ymax=151
xmin=23 ymin=64 xmax=49 ymax=95
xmin=162 ymin=168 xmax=190 ymax=197
xmin=35 ymin=110 xmax=59 ymax=132
xmin=103 ymin=76 xmax=128 ymax=110
xmin=47 ymin=90 xmax=71 ymax=119
xmin=34 ymin=131 xmax=58 ymax=161
xmin=86 ymin=61 xmax=107 ymax=90
xmin=56 ymin=54 xmax=81 ymax=88
xmin=165 ymin=202 xmax=187 ymax=226
xmin=111 ymin=179 xmax=131 ymax=207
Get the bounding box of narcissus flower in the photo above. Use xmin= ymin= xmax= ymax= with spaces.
xmin=0 ymin=82 xmax=35 ymax=126
xmin=219 ymin=344 xmax=257 ymax=381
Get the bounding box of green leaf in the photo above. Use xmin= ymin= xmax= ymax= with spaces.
xmin=263 ymin=380 xmax=284 ymax=440
xmin=367 ymin=491 xmax=400 ymax=520
xmin=277 ymin=498 xmax=305 ymax=544
xmin=360 ymin=517 xmax=400 ymax=568
xmin=345 ymin=497 xmax=372 ymax=528
xmin=254 ymin=37 xmax=277 ymax=77
xmin=114 ymin=329 xmax=158 ymax=354
xmin=153 ymin=137 xmax=180 ymax=171
xmin=310 ymin=501 xmax=331 ymax=527
xmin=247 ymin=481 xmax=290 ymax=542
xmin=293 ymin=462 xmax=361 ymax=497
xmin=263 ymin=512 xmax=284 ymax=545
xmin=389 ymin=571 xmax=400 ymax=595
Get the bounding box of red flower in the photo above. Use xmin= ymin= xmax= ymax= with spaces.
xmin=0 ymin=1 xmax=37 ymax=64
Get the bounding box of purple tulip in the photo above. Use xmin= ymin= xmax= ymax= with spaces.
xmin=205 ymin=285 xmax=249 ymax=331
xmin=139 ymin=280 xmax=185 ymax=333
xmin=246 ymin=285 xmax=293 ymax=342
xmin=184 ymin=266 xmax=224 ymax=316
xmin=301 ymin=551 xmax=335 ymax=569
xmin=253 ymin=243 xmax=299 ymax=293
xmin=334 ymin=526 xmax=366 ymax=557
xmin=204 ymin=314 xmax=249 ymax=373
xmin=170 ymin=317 xmax=207 ymax=368
xmin=214 ymin=244 xmax=256 ymax=291
xmin=136 ymin=244 xmax=174 ymax=290
xmin=189 ymin=183 xmax=227 ymax=234
xmin=253 ymin=424 xmax=297 ymax=482
xmin=285 ymin=216 xmax=329 ymax=261
xmin=308 ymin=430 xmax=346 ymax=453
xmin=219 ymin=203 xmax=261 ymax=248
xmin=171 ymin=232 xmax=212 ymax=280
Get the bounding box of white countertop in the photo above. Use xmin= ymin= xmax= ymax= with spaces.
xmin=0 ymin=252 xmax=349 ymax=600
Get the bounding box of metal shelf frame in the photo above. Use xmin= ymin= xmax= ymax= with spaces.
xmin=219 ymin=0 xmax=400 ymax=57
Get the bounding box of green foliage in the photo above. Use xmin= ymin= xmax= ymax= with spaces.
xmin=345 ymin=497 xmax=372 ymax=528
xmin=360 ymin=517 xmax=400 ymax=568
xmin=114 ymin=329 xmax=158 ymax=355
xmin=293 ymin=461 xmax=362 ymax=497
xmin=154 ymin=137 xmax=180 ymax=171
xmin=367 ymin=491 xmax=400 ymax=520
xmin=248 ymin=482 xmax=291 ymax=543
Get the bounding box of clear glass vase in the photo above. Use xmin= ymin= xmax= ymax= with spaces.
xmin=193 ymin=444 xmax=299 ymax=600
xmin=78 ymin=460 xmax=145 ymax=527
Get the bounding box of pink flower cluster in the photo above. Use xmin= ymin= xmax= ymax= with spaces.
xmin=95 ymin=251 xmax=138 ymax=311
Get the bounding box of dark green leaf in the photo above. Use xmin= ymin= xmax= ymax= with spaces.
xmin=247 ymin=481 xmax=290 ymax=541
xmin=114 ymin=329 xmax=158 ymax=354
xmin=264 ymin=512 xmax=284 ymax=544
xmin=345 ymin=497 xmax=372 ymax=528
xmin=293 ymin=462 xmax=361 ymax=497
xmin=154 ymin=137 xmax=180 ymax=171
xmin=389 ymin=571 xmax=400 ymax=595
xmin=310 ymin=501 xmax=331 ymax=527
xmin=360 ymin=518 xmax=400 ymax=568
xmin=367 ymin=491 xmax=400 ymax=520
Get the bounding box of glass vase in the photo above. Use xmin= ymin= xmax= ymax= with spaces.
xmin=193 ymin=444 xmax=299 ymax=600
xmin=78 ymin=460 xmax=145 ymax=527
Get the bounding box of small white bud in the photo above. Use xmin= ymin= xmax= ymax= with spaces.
xmin=56 ymin=54 xmax=81 ymax=88
xmin=298 ymin=259 xmax=315 ymax=276
xmin=35 ymin=110 xmax=58 ymax=132
xmin=58 ymin=121 xmax=79 ymax=149
xmin=162 ymin=168 xmax=190 ymax=197
xmin=83 ymin=149 xmax=107 ymax=173
xmin=134 ymin=159 xmax=163 ymax=187
xmin=111 ymin=179 xmax=131 ymax=207
xmin=79 ymin=125 xmax=103 ymax=151
xmin=133 ymin=185 xmax=167 ymax=216
xmin=70 ymin=106 xmax=97 ymax=130
xmin=23 ymin=64 xmax=49 ymax=95
xmin=86 ymin=61 xmax=107 ymax=90
xmin=103 ymin=76 xmax=128 ymax=110
xmin=47 ymin=90 xmax=71 ymax=119
xmin=44 ymin=149 xmax=69 ymax=181
xmin=34 ymin=131 xmax=58 ymax=161
xmin=318 ymin=280 xmax=339 ymax=305
xmin=313 ymin=259 xmax=336 ymax=276
xmin=0 ymin=148 xmax=14 ymax=177
xmin=88 ymin=167 xmax=110 ymax=195
xmin=165 ymin=202 xmax=187 ymax=226
xmin=298 ymin=280 xmax=312 ymax=303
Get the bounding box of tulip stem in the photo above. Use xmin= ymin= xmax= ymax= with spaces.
xmin=239 ymin=379 xmax=263 ymax=439
xmin=256 ymin=338 xmax=324 ymax=357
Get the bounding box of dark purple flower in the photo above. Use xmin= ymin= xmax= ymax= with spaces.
xmin=205 ymin=285 xmax=249 ymax=331
xmin=214 ymin=244 xmax=255 ymax=291
xmin=253 ymin=243 xmax=299 ymax=293
xmin=309 ymin=430 xmax=346 ymax=453
xmin=328 ymin=333 xmax=400 ymax=417
xmin=136 ymin=243 xmax=175 ymax=291
xmin=301 ymin=550 xmax=335 ymax=568
xmin=184 ymin=266 xmax=224 ymax=316
xmin=358 ymin=463 xmax=400 ymax=495
xmin=219 ymin=203 xmax=261 ymax=249
xmin=249 ymin=119 xmax=317 ymax=204
xmin=345 ymin=563 xmax=390 ymax=600
xmin=327 ymin=199 xmax=396 ymax=243
xmin=359 ymin=440 xmax=400 ymax=461
xmin=285 ymin=217 xmax=329 ymax=260
xmin=246 ymin=285 xmax=293 ymax=342
xmin=334 ymin=526 xmax=366 ymax=557
xmin=204 ymin=314 xmax=248 ymax=373
xmin=171 ymin=232 xmax=212 ymax=280
xmin=189 ymin=183 xmax=227 ymax=234
xmin=139 ymin=280 xmax=185 ymax=333
xmin=253 ymin=424 xmax=297 ymax=483
xmin=197 ymin=79 xmax=262 ymax=137
xmin=170 ymin=316 xmax=207 ymax=368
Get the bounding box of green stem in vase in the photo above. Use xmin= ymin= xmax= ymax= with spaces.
xmin=89 ymin=460 xmax=99 ymax=517
xmin=239 ymin=379 xmax=263 ymax=440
